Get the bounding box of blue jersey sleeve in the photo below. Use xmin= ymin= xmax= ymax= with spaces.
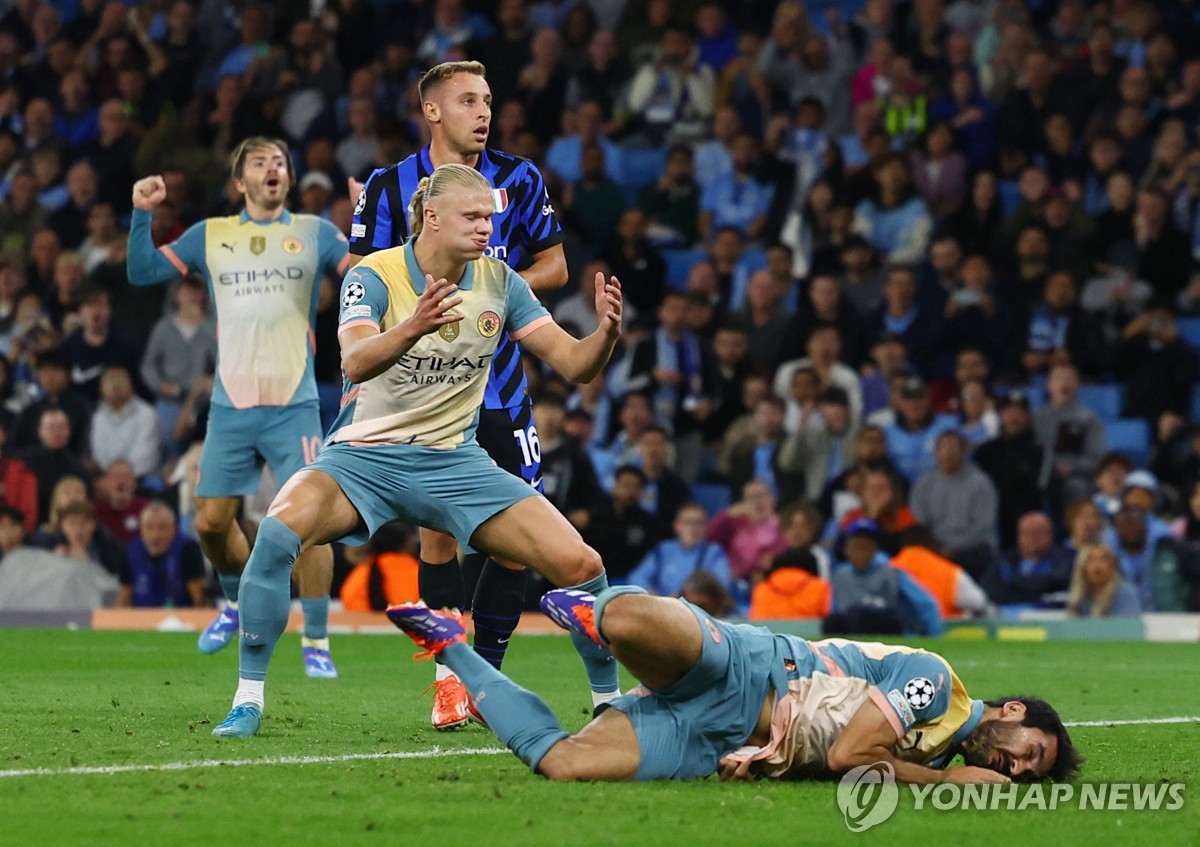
xmin=126 ymin=209 xmax=205 ymax=286
xmin=513 ymin=161 xmax=563 ymax=256
xmin=349 ymin=167 xmax=396 ymax=256
xmin=503 ymin=266 xmax=552 ymax=337
xmin=877 ymin=652 xmax=953 ymax=735
xmin=338 ymin=266 xmax=390 ymax=332
xmin=317 ymin=218 xmax=350 ymax=279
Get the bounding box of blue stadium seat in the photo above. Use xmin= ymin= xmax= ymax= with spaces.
xmin=1077 ymin=384 xmax=1124 ymax=421
xmin=664 ymin=247 xmax=706 ymax=289
xmin=742 ymin=248 xmax=767 ymax=272
xmin=1105 ymin=418 xmax=1151 ymax=467
xmin=692 ymin=483 xmax=731 ymax=517
xmin=616 ymin=148 xmax=668 ymax=201
xmin=317 ymin=382 xmax=342 ymax=434
xmin=1178 ymin=317 xmax=1200 ymax=350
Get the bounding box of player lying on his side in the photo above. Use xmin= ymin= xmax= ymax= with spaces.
xmin=388 ymin=588 xmax=1083 ymax=783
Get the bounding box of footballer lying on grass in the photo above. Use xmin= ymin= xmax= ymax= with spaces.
xmin=388 ymin=586 xmax=1083 ymax=783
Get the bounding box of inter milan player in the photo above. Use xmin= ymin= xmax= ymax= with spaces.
xmin=127 ymin=138 xmax=347 ymax=678
xmin=350 ymin=61 xmax=619 ymax=728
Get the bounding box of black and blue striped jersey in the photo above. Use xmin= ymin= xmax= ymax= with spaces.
xmin=349 ymin=146 xmax=563 ymax=410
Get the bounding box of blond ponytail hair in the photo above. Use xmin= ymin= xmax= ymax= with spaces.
xmin=408 ymin=163 xmax=493 ymax=237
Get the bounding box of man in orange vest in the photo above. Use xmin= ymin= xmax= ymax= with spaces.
xmin=890 ymin=526 xmax=990 ymax=619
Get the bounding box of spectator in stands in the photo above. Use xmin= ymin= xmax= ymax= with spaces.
xmin=825 ymin=518 xmax=942 ymax=637
xmin=1093 ymin=453 xmax=1133 ymax=519
xmin=732 ymin=269 xmax=792 ymax=374
xmin=82 ymin=100 xmax=136 ymax=214
xmin=891 ymin=524 xmax=989 ymax=623
xmin=858 ymin=333 xmax=909 ymax=420
xmin=636 ymin=144 xmax=700 ymax=246
xmin=546 ymin=100 xmax=623 ymax=186
xmin=93 ymin=460 xmax=147 ymax=545
xmin=16 ymin=408 xmax=90 ymax=524
xmin=881 ymin=375 xmax=958 ymax=483
xmin=705 ymin=479 xmax=788 ymax=583
xmin=1021 ymin=269 xmax=1091 ymax=377
xmin=1035 ymin=362 xmax=1107 ymax=508
xmin=702 ymin=324 xmax=749 ymax=443
xmin=781 ymin=366 xmax=820 ymax=439
xmin=1119 ymin=304 xmax=1200 ymax=423
xmin=838 ymin=467 xmax=917 ymax=556
xmin=868 ymin=265 xmax=942 ymax=376
xmin=788 ymin=273 xmax=864 ymax=368
xmin=986 ymin=511 xmax=1074 ymax=607
xmin=43 ymin=499 xmax=125 ymax=579
xmin=775 ymin=323 xmax=863 ymax=426
xmin=787 ymin=386 xmax=858 ymax=503
xmin=60 ymin=285 xmax=139 ymax=404
xmin=1107 ymin=504 xmax=1178 ymax=611
xmin=625 ymin=27 xmax=715 ymax=146
xmin=699 ymin=132 xmax=772 ymax=242
xmin=45 ymin=251 xmax=84 ymax=331
xmin=955 ymin=379 xmax=998 ymax=448
xmin=118 ymin=500 xmax=205 ymax=608
xmin=10 ymin=351 xmax=89 ymax=456
xmin=0 ymin=503 xmax=25 ymax=558
xmin=636 ymin=426 xmax=689 ymax=526
xmin=910 ymin=121 xmax=967 ymax=217
xmin=600 ymin=208 xmax=666 ymax=315
xmin=580 ymin=465 xmax=666 ymax=580
xmin=773 ymin=502 xmax=833 ymax=582
xmin=32 ymin=475 xmax=87 ymax=546
xmin=975 ymin=389 xmax=1044 ymax=549
xmin=1133 ymin=188 xmax=1190 ymax=301
xmin=0 ymin=170 xmax=48 ymax=258
xmin=628 ymin=501 xmax=733 ymax=598
xmin=339 ymin=522 xmax=420 ymax=612
xmin=762 ymin=6 xmax=855 ymax=134
xmin=562 ymin=142 xmax=627 ymax=252
xmin=78 ymin=202 xmax=125 ymax=275
xmin=680 ymin=569 xmax=736 ymax=618
xmin=853 ymin=154 xmax=932 ymax=265
xmin=911 ymin=430 xmax=999 ymax=579
xmin=624 ymin=291 xmax=713 ymax=481
xmin=89 ymin=366 xmax=160 ymax=479
xmin=723 ymin=395 xmax=804 ymax=506
xmin=534 ymin=392 xmax=601 ymax=529
xmin=1066 ymin=544 xmax=1142 ymax=617
xmin=749 ymin=544 xmax=831 ymax=621
xmin=0 ymin=421 xmax=33 ymax=538
xmin=140 ymin=276 xmax=217 ymax=452
xmin=1064 ymin=500 xmax=1106 ymax=558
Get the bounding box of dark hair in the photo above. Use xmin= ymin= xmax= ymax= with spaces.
xmin=640 ymin=425 xmax=669 ymax=440
xmin=229 ymin=136 xmax=295 ymax=184
xmin=0 ymin=504 xmax=24 ymax=527
xmin=532 ymin=391 xmax=566 ymax=410
xmin=78 ymin=284 xmax=109 ymax=306
xmin=614 ymin=465 xmax=647 ymax=485
xmin=982 ymin=696 xmax=1083 ymax=782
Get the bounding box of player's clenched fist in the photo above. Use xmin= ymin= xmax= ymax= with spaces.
xmin=132 ymin=175 xmax=167 ymax=211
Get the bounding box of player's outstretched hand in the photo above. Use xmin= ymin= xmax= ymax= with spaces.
xmin=941 ymin=766 xmax=1011 ymax=784
xmin=132 ymin=175 xmax=166 ymax=211
xmin=716 ymin=755 xmax=757 ymax=782
xmin=407 ymin=274 xmax=463 ymax=337
xmin=594 ymin=272 xmax=622 ymax=338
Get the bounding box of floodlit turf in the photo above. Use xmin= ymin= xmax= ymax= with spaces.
xmin=1 ymin=629 xmax=1197 ymax=847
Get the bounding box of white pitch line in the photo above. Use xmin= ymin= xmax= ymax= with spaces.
xmin=0 ymin=745 xmax=508 ymax=779
xmin=2 ymin=717 xmax=1197 ymax=780
xmin=1064 ymin=716 xmax=1200 ymax=728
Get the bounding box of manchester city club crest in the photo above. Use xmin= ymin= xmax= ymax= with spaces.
xmin=250 ymin=235 xmax=266 ymax=255
xmin=477 ymin=310 xmax=500 ymax=337
xmin=283 ymin=237 xmax=302 ymax=254
xmin=438 ymin=322 xmax=460 ymax=342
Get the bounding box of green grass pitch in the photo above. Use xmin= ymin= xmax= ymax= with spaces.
xmin=1 ymin=629 xmax=1197 ymax=847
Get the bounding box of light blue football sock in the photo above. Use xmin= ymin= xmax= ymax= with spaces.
xmin=300 ymin=597 xmax=329 ymax=640
xmin=218 ymin=573 xmax=241 ymax=605
xmin=441 ymin=642 xmax=568 ymax=773
xmin=568 ymin=573 xmax=620 ymax=695
xmin=238 ymin=518 xmax=301 ymax=681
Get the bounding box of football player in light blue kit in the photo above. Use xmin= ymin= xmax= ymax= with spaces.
xmin=211 ymin=163 xmax=625 ymax=736
xmin=127 ymin=137 xmax=348 ymax=678
xmin=388 ymin=589 xmax=1082 ymax=785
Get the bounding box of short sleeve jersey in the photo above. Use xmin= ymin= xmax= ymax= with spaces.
xmin=330 ymin=240 xmax=551 ymax=449
xmin=128 ymin=208 xmax=349 ymax=409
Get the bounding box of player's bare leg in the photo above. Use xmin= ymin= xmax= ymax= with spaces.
xmin=535 ymin=709 xmax=641 ymax=781
xmin=195 ymin=496 xmax=251 ymax=654
xmin=589 ymin=593 xmax=703 ymax=692
xmin=470 ymin=496 xmax=621 ymax=708
xmin=213 ymin=469 xmax=363 ymax=736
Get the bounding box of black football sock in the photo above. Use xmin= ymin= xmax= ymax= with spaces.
xmin=470 ymin=557 xmax=529 ymax=670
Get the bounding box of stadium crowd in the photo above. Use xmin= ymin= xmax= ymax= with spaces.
xmin=0 ymin=0 xmax=1198 ymax=625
